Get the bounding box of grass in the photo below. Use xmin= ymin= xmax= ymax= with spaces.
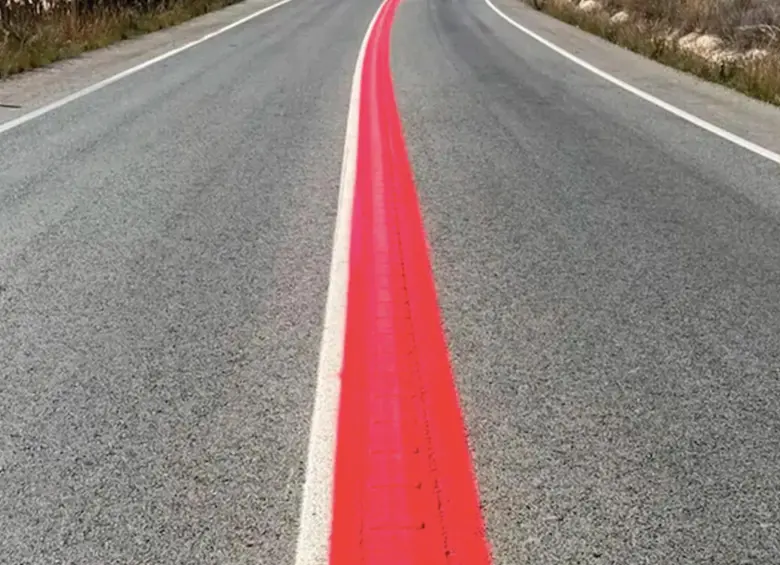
xmin=0 ymin=0 xmax=240 ymax=78
xmin=3 ymin=0 xmax=779 ymax=106
xmin=601 ymin=0 xmax=780 ymax=48
xmin=526 ymin=0 xmax=780 ymax=105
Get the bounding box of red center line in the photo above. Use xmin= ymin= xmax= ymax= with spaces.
xmin=329 ymin=0 xmax=493 ymax=563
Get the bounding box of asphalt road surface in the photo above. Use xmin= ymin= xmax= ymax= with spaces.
xmin=2 ymin=0 xmax=780 ymax=562
xmin=0 ymin=0 xmax=378 ymax=562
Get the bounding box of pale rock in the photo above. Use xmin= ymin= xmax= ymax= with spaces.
xmin=711 ymin=49 xmax=741 ymax=64
xmin=745 ymin=48 xmax=770 ymax=61
xmin=578 ymin=0 xmax=602 ymax=13
xmin=610 ymin=10 xmax=629 ymax=24
xmin=693 ymin=34 xmax=724 ymax=55
xmin=678 ymin=32 xmax=701 ymax=50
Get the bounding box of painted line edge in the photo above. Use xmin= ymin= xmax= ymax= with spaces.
xmin=483 ymin=0 xmax=780 ymax=166
xmin=292 ymin=1 xmax=391 ymax=564
xmin=0 ymin=0 xmax=294 ymax=135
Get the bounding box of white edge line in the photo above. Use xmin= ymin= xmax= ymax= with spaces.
xmin=0 ymin=0 xmax=294 ymax=135
xmin=292 ymin=0 xmax=388 ymax=564
xmin=483 ymin=0 xmax=780 ymax=166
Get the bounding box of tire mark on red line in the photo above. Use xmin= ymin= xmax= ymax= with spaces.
xmin=330 ymin=0 xmax=493 ymax=562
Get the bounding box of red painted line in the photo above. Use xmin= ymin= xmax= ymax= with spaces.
xmin=329 ymin=0 xmax=493 ymax=563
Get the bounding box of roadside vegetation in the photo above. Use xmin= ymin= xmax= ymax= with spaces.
xmin=0 ymin=0 xmax=238 ymax=77
xmin=526 ymin=0 xmax=780 ymax=105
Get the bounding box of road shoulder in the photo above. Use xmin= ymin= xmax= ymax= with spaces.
xmin=488 ymin=0 xmax=780 ymax=158
xmin=0 ymin=0 xmax=284 ymax=125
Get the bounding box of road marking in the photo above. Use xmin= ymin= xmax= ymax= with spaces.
xmin=484 ymin=0 xmax=780 ymax=166
xmin=292 ymin=1 xmax=388 ymax=564
xmin=329 ymin=0 xmax=493 ymax=562
xmin=0 ymin=0 xmax=294 ymax=135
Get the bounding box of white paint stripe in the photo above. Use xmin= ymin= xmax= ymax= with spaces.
xmin=484 ymin=0 xmax=780 ymax=166
xmin=292 ymin=0 xmax=388 ymax=563
xmin=0 ymin=0 xmax=294 ymax=135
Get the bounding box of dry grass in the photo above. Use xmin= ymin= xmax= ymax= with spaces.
xmin=528 ymin=0 xmax=780 ymax=105
xmin=0 ymin=0 xmax=238 ymax=77
xmin=605 ymin=0 xmax=780 ymax=47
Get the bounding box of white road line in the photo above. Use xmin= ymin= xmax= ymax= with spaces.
xmin=292 ymin=0 xmax=388 ymax=564
xmin=484 ymin=0 xmax=780 ymax=166
xmin=0 ymin=0 xmax=294 ymax=135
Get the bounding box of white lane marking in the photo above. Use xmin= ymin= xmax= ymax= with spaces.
xmin=483 ymin=0 xmax=780 ymax=166
xmin=292 ymin=0 xmax=388 ymax=563
xmin=0 ymin=0 xmax=294 ymax=135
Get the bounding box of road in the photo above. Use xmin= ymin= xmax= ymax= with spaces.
xmin=1 ymin=0 xmax=780 ymax=562
xmin=0 ymin=0 xmax=375 ymax=562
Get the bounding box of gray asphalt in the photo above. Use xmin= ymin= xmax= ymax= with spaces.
xmin=3 ymin=0 xmax=780 ymax=562
xmin=391 ymin=0 xmax=780 ymax=563
xmin=0 ymin=0 xmax=380 ymax=562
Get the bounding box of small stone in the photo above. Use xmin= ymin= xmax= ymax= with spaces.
xmin=678 ymin=32 xmax=701 ymax=50
xmin=610 ymin=10 xmax=629 ymax=24
xmin=578 ymin=0 xmax=602 ymax=12
xmin=693 ymin=34 xmax=724 ymax=54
